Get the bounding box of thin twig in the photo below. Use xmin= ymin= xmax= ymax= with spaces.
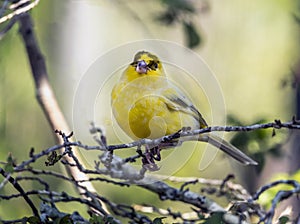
xmin=0 ymin=0 xmax=9 ymax=19
xmin=0 ymin=0 xmax=39 ymax=24
xmin=0 ymin=168 xmax=39 ymax=217
xmin=250 ymin=179 xmax=300 ymax=224
xmin=0 ymin=15 xmax=18 ymax=39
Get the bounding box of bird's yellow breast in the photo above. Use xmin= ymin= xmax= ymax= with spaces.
xmin=128 ymin=95 xmax=181 ymax=139
xmin=111 ymin=75 xmax=199 ymax=139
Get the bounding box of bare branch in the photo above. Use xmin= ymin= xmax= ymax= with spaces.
xmin=250 ymin=179 xmax=300 ymax=224
xmin=94 ymin=119 xmax=299 ymax=153
xmin=0 ymin=167 xmax=39 ymax=217
xmin=0 ymin=14 xmax=17 ymax=39
xmin=0 ymin=0 xmax=40 ymax=24
xmin=1 ymin=125 xmax=298 ymax=222
xmin=152 ymin=174 xmax=250 ymax=200
xmin=17 ymin=11 xmax=109 ymax=215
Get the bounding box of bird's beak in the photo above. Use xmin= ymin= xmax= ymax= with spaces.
xmin=136 ymin=60 xmax=148 ymax=74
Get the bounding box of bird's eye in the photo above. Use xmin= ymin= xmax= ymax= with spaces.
xmin=148 ymin=60 xmax=158 ymax=70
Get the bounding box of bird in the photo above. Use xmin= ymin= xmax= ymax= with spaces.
xmin=111 ymin=51 xmax=257 ymax=166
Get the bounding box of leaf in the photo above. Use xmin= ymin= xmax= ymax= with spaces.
xmin=183 ymin=21 xmax=201 ymax=48
xmin=268 ymin=145 xmax=283 ymax=157
xmin=89 ymin=214 xmax=104 ymax=224
xmin=89 ymin=214 xmax=118 ymax=224
xmin=26 ymin=216 xmax=41 ymax=224
xmin=45 ymin=151 xmax=62 ymax=166
xmin=227 ymin=114 xmax=244 ymax=126
xmin=55 ymin=215 xmax=72 ymax=224
xmin=293 ymin=14 xmax=300 ymax=25
xmin=203 ymin=212 xmax=225 ymax=224
xmin=279 ymin=215 xmax=290 ymax=224
xmin=197 ymin=213 xmax=205 ymax=220
xmin=161 ymin=0 xmax=195 ymax=13
xmin=156 ymin=9 xmax=177 ymax=25
xmin=153 ymin=217 xmax=167 ymax=224
xmin=4 ymin=153 xmax=15 ymax=173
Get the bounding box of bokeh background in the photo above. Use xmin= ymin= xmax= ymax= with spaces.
xmin=0 ymin=0 xmax=299 ymax=221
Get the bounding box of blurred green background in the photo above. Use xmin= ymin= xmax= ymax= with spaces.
xmin=0 ymin=0 xmax=299 ymax=221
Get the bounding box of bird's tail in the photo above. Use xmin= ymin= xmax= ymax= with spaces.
xmin=198 ymin=134 xmax=258 ymax=165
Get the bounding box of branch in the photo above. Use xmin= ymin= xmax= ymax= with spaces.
xmin=0 ymin=167 xmax=39 ymax=217
xmin=152 ymin=174 xmax=251 ymax=200
xmin=5 ymin=131 xmax=254 ymax=223
xmin=17 ymin=12 xmax=108 ymax=215
xmin=91 ymin=119 xmax=299 ymax=153
xmin=29 ymin=119 xmax=295 ymax=171
xmin=2 ymin=123 xmax=297 ymax=222
xmin=10 ymin=119 xmax=296 ymax=172
xmin=250 ymin=179 xmax=300 ymax=224
xmin=0 ymin=0 xmax=40 ymax=24
xmin=0 ymin=15 xmax=17 ymax=39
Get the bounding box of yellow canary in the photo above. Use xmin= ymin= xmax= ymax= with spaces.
xmin=111 ymin=51 xmax=257 ymax=165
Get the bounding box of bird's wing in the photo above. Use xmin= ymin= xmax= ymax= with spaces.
xmin=162 ymin=87 xmax=208 ymax=128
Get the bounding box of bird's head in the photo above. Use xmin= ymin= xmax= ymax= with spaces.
xmin=125 ymin=51 xmax=165 ymax=80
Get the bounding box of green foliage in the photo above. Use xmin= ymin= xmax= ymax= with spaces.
xmin=26 ymin=216 xmax=42 ymax=224
xmin=161 ymin=0 xmax=195 ymax=13
xmin=202 ymin=212 xmax=225 ymax=224
xmin=183 ymin=21 xmax=201 ymax=49
xmin=89 ymin=214 xmax=118 ymax=224
xmin=4 ymin=153 xmax=15 ymax=173
xmin=279 ymin=216 xmax=290 ymax=224
xmin=157 ymin=0 xmax=195 ymax=25
xmin=197 ymin=213 xmax=205 ymax=220
xmin=26 ymin=215 xmax=74 ymax=224
xmin=258 ymin=170 xmax=300 ymax=209
xmin=152 ymin=216 xmax=167 ymax=224
xmin=227 ymin=115 xmax=285 ymax=173
xmin=156 ymin=0 xmax=202 ymax=48
xmin=54 ymin=215 xmax=73 ymax=224
xmin=293 ymin=13 xmax=300 ymax=27
xmin=156 ymin=8 xmax=177 ymax=25
xmin=89 ymin=214 xmax=103 ymax=224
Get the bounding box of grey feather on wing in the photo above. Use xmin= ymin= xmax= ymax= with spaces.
xmin=164 ymin=94 xmax=207 ymax=127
